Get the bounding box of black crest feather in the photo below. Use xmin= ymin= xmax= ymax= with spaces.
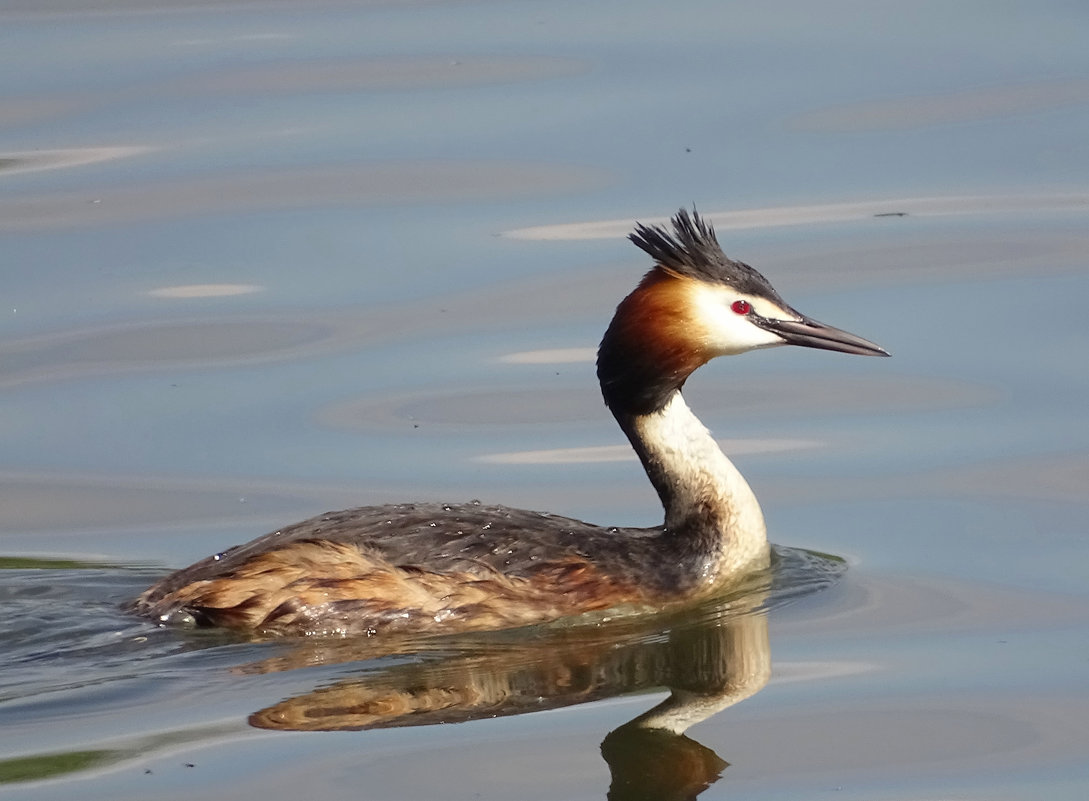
xmin=629 ymin=208 xmax=783 ymax=302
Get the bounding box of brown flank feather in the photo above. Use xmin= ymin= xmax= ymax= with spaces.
xmin=148 ymin=539 xmax=647 ymax=636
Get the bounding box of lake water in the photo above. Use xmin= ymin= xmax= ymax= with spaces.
xmin=2 ymin=1 xmax=1088 ymax=798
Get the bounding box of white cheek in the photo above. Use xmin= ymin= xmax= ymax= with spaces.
xmin=748 ymin=295 xmax=794 ymax=319
xmin=710 ymin=315 xmax=785 ymax=354
xmin=691 ymin=289 xmax=786 ymax=355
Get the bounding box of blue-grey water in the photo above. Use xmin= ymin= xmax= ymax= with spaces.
xmin=2 ymin=1 xmax=1089 ymax=799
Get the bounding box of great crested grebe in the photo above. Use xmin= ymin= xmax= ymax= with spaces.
xmin=133 ymin=209 xmax=888 ymax=637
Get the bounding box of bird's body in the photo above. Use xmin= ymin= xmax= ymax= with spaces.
xmin=132 ymin=209 xmax=887 ymax=636
xmin=135 ymin=502 xmax=694 ymax=636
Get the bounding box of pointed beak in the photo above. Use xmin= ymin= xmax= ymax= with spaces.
xmin=754 ymin=313 xmax=890 ymax=357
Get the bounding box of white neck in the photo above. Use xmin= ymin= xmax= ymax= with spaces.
xmin=622 ymin=392 xmax=770 ymax=584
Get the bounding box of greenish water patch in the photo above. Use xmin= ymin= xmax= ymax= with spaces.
xmin=0 ymin=749 xmax=116 ymax=784
xmin=0 ymin=556 xmax=105 ymax=570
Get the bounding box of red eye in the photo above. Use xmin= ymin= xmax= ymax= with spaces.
xmin=731 ymin=300 xmax=752 ymax=315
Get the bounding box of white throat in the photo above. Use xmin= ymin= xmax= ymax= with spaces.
xmin=627 ymin=392 xmax=770 ymax=582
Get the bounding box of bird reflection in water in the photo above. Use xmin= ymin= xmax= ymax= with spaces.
xmin=242 ymin=570 xmax=788 ymax=801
